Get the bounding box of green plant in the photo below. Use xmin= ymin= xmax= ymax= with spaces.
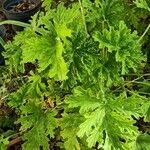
xmin=0 ymin=135 xmax=9 ymax=150
xmin=1 ymin=0 xmax=150 ymax=149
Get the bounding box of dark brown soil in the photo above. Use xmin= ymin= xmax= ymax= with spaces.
xmin=134 ymin=117 xmax=150 ymax=133
xmin=13 ymin=0 xmax=35 ymax=12
xmin=0 ymin=11 xmax=16 ymax=41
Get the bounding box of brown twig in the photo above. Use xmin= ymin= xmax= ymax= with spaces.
xmin=7 ymin=136 xmax=22 ymax=148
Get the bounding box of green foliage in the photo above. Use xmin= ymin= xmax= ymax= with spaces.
xmin=94 ymin=21 xmax=145 ymax=75
xmin=135 ymin=134 xmax=150 ymax=150
xmin=19 ymin=105 xmax=57 ymax=150
xmin=0 ymin=135 xmax=9 ymax=150
xmin=1 ymin=0 xmax=150 ymax=149
xmin=134 ymin=0 xmax=150 ymax=11
xmin=60 ymin=113 xmax=83 ymax=150
xmin=65 ymin=87 xmax=145 ymax=149
xmin=82 ymin=0 xmax=125 ymax=32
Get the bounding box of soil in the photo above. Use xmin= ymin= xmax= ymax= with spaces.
xmin=12 ymin=0 xmax=36 ymax=12
xmin=0 ymin=11 xmax=6 ymax=21
xmin=134 ymin=117 xmax=150 ymax=133
xmin=0 ymin=11 xmax=16 ymax=41
xmin=24 ymin=62 xmax=37 ymax=75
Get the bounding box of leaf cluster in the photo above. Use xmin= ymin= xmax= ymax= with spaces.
xmin=1 ymin=0 xmax=150 ymax=149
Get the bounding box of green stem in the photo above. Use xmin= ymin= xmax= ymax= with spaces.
xmin=112 ymin=74 xmax=146 ymax=93
xmin=0 ymin=20 xmax=31 ymax=28
xmin=0 ymin=20 xmax=43 ymax=34
xmin=137 ymin=91 xmax=150 ymax=96
xmin=127 ymin=89 xmax=147 ymax=99
xmin=122 ymin=73 xmax=150 ymax=76
xmin=0 ymin=37 xmax=6 ymax=47
xmin=138 ymin=24 xmax=150 ymax=42
xmin=127 ymin=81 xmax=150 ymax=86
xmin=78 ymin=0 xmax=89 ymax=37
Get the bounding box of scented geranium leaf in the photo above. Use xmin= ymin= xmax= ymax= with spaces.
xmin=21 ymin=35 xmax=55 ymax=70
xmin=135 ymin=134 xmax=150 ymax=150
xmin=134 ymin=0 xmax=150 ymax=11
xmin=53 ymin=3 xmax=80 ymax=25
xmin=61 ymin=113 xmax=84 ymax=150
xmin=65 ymin=33 xmax=107 ymax=87
xmin=98 ymin=0 xmax=125 ymax=24
xmin=65 ymin=33 xmax=121 ymax=87
xmin=48 ymin=56 xmax=68 ymax=80
xmin=142 ymin=100 xmax=150 ymax=122
xmin=86 ymin=127 xmax=102 ymax=149
xmin=18 ymin=103 xmax=57 ymax=150
xmin=3 ymin=28 xmax=36 ymax=73
xmin=22 ymin=127 xmax=49 ymax=150
xmin=77 ymin=107 xmax=105 ymax=148
xmin=103 ymin=134 xmax=112 ymax=150
xmin=0 ymin=135 xmax=9 ymax=150
xmin=18 ymin=103 xmax=43 ymax=131
xmin=42 ymin=0 xmax=53 ymax=10
xmin=37 ymin=11 xmax=54 ymax=32
xmin=48 ymin=39 xmax=68 ymax=80
xmin=66 ymin=87 xmax=140 ymax=149
xmin=66 ymin=87 xmax=102 ymax=113
xmin=8 ymin=85 xmax=28 ymax=109
xmin=3 ymin=2 xmax=80 ymax=81
xmin=83 ymin=0 xmax=124 ymax=30
xmin=55 ymin=23 xmax=72 ymax=42
xmin=94 ymin=21 xmax=145 ymax=74
xmin=37 ymin=3 xmax=79 ymax=41
xmin=8 ymin=74 xmax=45 ymax=108
xmin=22 ymin=34 xmax=68 ymax=80
xmin=27 ymin=74 xmax=46 ymax=98
xmin=4 ymin=43 xmax=24 ymax=73
xmin=13 ymin=28 xmax=37 ymax=46
xmin=113 ymin=92 xmax=145 ymax=117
